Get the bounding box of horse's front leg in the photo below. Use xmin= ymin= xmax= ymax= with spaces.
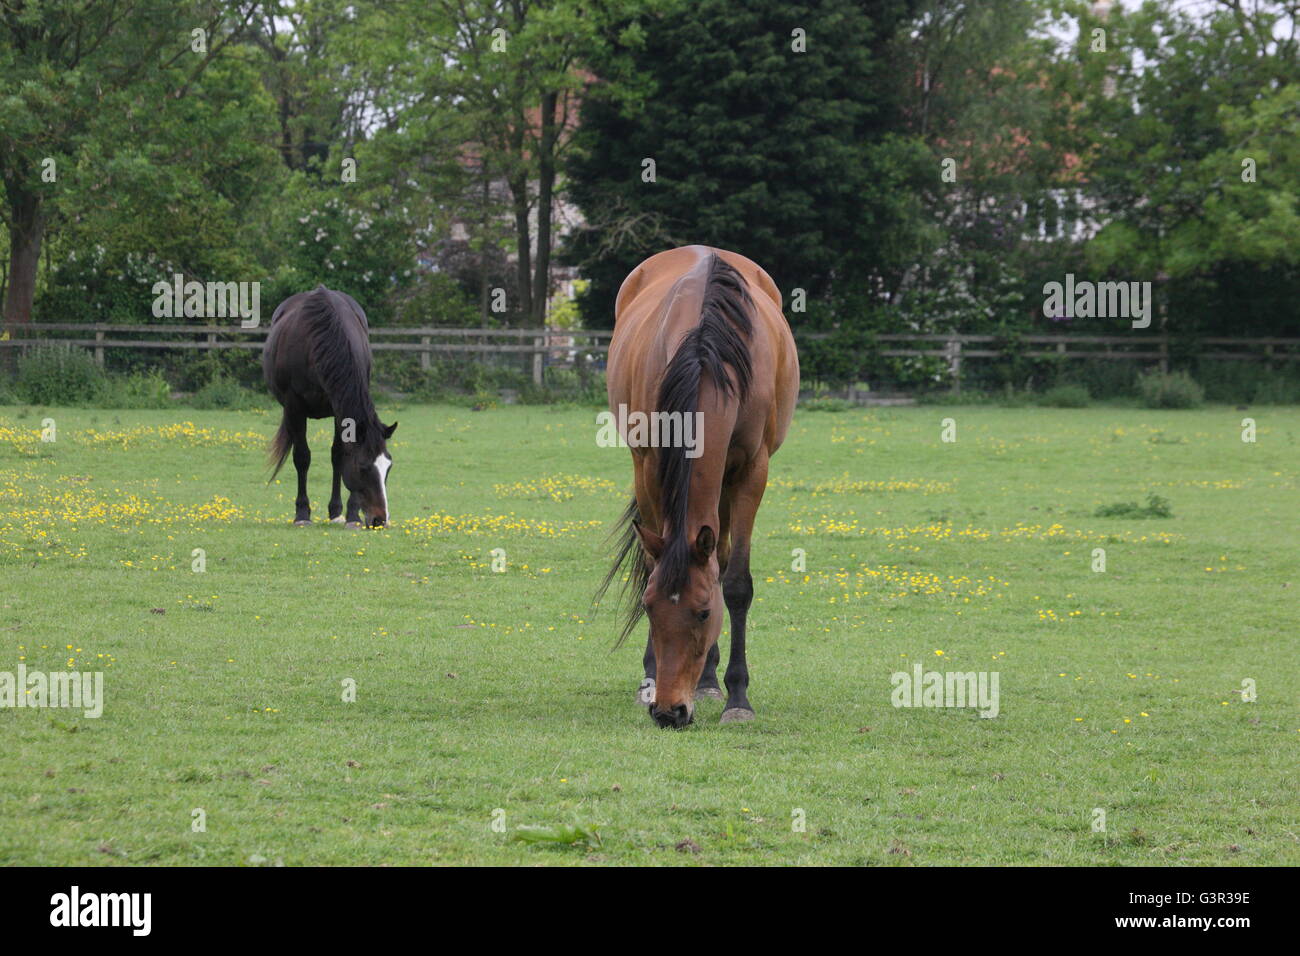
xmin=695 ymin=495 xmax=729 ymax=702
xmin=328 ymin=424 xmax=345 ymax=523
xmin=344 ymin=491 xmax=362 ymax=528
xmin=637 ymin=631 xmax=657 ymax=705
xmin=719 ymin=456 xmax=768 ymax=723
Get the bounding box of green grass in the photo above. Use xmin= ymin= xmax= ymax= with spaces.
xmin=0 ymin=402 xmax=1296 ymax=866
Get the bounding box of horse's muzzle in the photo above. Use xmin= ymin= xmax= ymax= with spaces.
xmin=650 ymin=703 xmax=693 ymax=729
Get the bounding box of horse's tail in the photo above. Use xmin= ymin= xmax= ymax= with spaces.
xmin=593 ymin=496 xmax=650 ymax=647
xmin=268 ymin=411 xmax=293 ymax=481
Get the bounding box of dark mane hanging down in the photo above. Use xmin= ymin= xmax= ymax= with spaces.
xmin=593 ymin=497 xmax=650 ymax=644
xmin=656 ymin=255 xmax=753 ymax=594
xmin=596 ymin=254 xmax=754 ymax=642
xmin=303 ymin=287 xmax=384 ymax=447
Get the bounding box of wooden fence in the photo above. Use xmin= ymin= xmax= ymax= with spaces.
xmin=797 ymin=332 xmax=1300 ymax=392
xmin=1 ymin=323 xmax=1295 ymax=389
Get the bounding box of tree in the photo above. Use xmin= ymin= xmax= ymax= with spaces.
xmin=889 ymin=0 xmax=1077 ymax=336
xmin=1052 ymin=0 xmax=1300 ymax=336
xmin=0 ymin=0 xmax=257 ymax=335
xmin=376 ymin=0 xmax=644 ymax=326
xmin=564 ymin=0 xmax=926 ymax=328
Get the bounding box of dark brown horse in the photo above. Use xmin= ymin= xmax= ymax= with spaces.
xmin=263 ymin=285 xmax=396 ymax=528
xmin=600 ymin=247 xmax=799 ymax=728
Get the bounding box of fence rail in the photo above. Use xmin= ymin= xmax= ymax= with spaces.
xmin=2 ymin=323 xmax=1296 ymax=388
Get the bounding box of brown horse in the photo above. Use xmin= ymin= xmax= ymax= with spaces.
xmin=600 ymin=246 xmax=798 ymax=728
xmin=263 ymin=285 xmax=396 ymax=528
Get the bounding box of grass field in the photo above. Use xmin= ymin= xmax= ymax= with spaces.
xmin=0 ymin=401 xmax=1296 ymax=866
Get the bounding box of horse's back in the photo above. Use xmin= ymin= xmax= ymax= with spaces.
xmin=263 ymin=286 xmax=371 ymax=416
xmin=611 ymin=246 xmax=799 ymax=454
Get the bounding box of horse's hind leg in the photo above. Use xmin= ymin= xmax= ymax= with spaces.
xmin=328 ymin=423 xmax=345 ymax=523
xmin=695 ymin=643 xmax=723 ymax=700
xmin=289 ymin=414 xmax=312 ymax=525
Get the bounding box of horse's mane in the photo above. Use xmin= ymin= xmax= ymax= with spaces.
xmin=656 ymin=255 xmax=753 ymax=595
xmin=596 ymin=254 xmax=754 ymax=642
xmin=301 ymin=287 xmax=384 ymax=456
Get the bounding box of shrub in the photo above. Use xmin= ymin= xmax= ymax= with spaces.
xmin=995 ymin=385 xmax=1034 ymax=407
xmin=1137 ymin=369 xmax=1204 ymax=409
xmin=800 ymin=396 xmax=853 ymax=412
xmin=1064 ymin=360 xmax=1139 ymax=400
xmin=521 ymin=367 xmax=607 ymax=406
xmin=192 ymin=373 xmax=263 ymax=410
xmin=1248 ymin=373 xmax=1300 ymax=405
xmin=16 ymin=345 xmax=105 ymax=405
xmin=1095 ymin=494 xmax=1173 ymax=519
xmin=372 ymin=354 xmax=431 ymax=395
xmin=1194 ymin=361 xmax=1300 ymax=405
xmin=1038 ymin=384 xmax=1091 ymax=408
xmin=99 ymin=370 xmax=172 ymax=409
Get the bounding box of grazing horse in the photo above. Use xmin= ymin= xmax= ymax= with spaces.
xmin=263 ymin=285 xmax=396 ymax=528
xmin=600 ymin=246 xmax=799 ymax=728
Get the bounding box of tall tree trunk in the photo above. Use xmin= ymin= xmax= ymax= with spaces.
xmin=510 ymin=173 xmax=532 ymax=325
xmin=531 ymin=91 xmax=558 ymax=326
xmin=3 ymin=181 xmax=46 ymax=346
xmin=479 ymin=162 xmax=491 ymax=327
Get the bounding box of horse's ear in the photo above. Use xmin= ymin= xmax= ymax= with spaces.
xmin=382 ymin=421 xmax=398 ymax=439
xmin=634 ymin=522 xmax=665 ymax=561
xmin=692 ymin=525 xmax=716 ymax=564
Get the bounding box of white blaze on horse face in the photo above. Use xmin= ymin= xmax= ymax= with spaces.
xmin=374 ymin=453 xmax=392 ymax=517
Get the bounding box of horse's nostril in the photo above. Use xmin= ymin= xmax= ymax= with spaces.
xmin=651 ymin=703 xmax=692 ymax=729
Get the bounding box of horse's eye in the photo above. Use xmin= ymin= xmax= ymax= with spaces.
xmin=696 ymin=609 xmax=710 ymax=622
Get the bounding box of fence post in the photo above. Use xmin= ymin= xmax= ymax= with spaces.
xmin=94 ymin=328 xmax=105 ymax=367
xmin=420 ymin=335 xmax=431 ymax=371
xmin=1159 ymin=335 xmax=1169 ymax=374
xmin=948 ymin=337 xmax=962 ymax=394
xmin=533 ymin=331 xmax=544 ymax=386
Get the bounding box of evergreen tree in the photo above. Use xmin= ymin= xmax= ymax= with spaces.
xmin=565 ymin=0 xmax=926 ymax=328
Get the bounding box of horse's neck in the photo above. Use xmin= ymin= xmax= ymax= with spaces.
xmin=331 ymin=383 xmax=376 ymax=430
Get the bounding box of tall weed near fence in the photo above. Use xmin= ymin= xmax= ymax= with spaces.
xmin=15 ymin=344 xmax=105 ymax=405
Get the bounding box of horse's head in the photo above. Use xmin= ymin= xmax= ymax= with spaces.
xmin=342 ymin=420 xmax=397 ymax=527
xmin=635 ymin=522 xmax=723 ymax=729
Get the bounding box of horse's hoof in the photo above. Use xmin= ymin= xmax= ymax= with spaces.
xmin=636 ymin=678 xmax=656 ymax=706
xmin=695 ymin=686 xmax=724 ymax=701
xmin=329 ymin=515 xmax=345 ymax=524
xmin=292 ymin=519 xmax=312 ymax=527
xmin=345 ymin=521 xmax=363 ymax=529
xmin=720 ymin=707 xmax=755 ymax=724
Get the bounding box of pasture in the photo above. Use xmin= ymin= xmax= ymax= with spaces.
xmin=0 ymin=402 xmax=1295 ymax=866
